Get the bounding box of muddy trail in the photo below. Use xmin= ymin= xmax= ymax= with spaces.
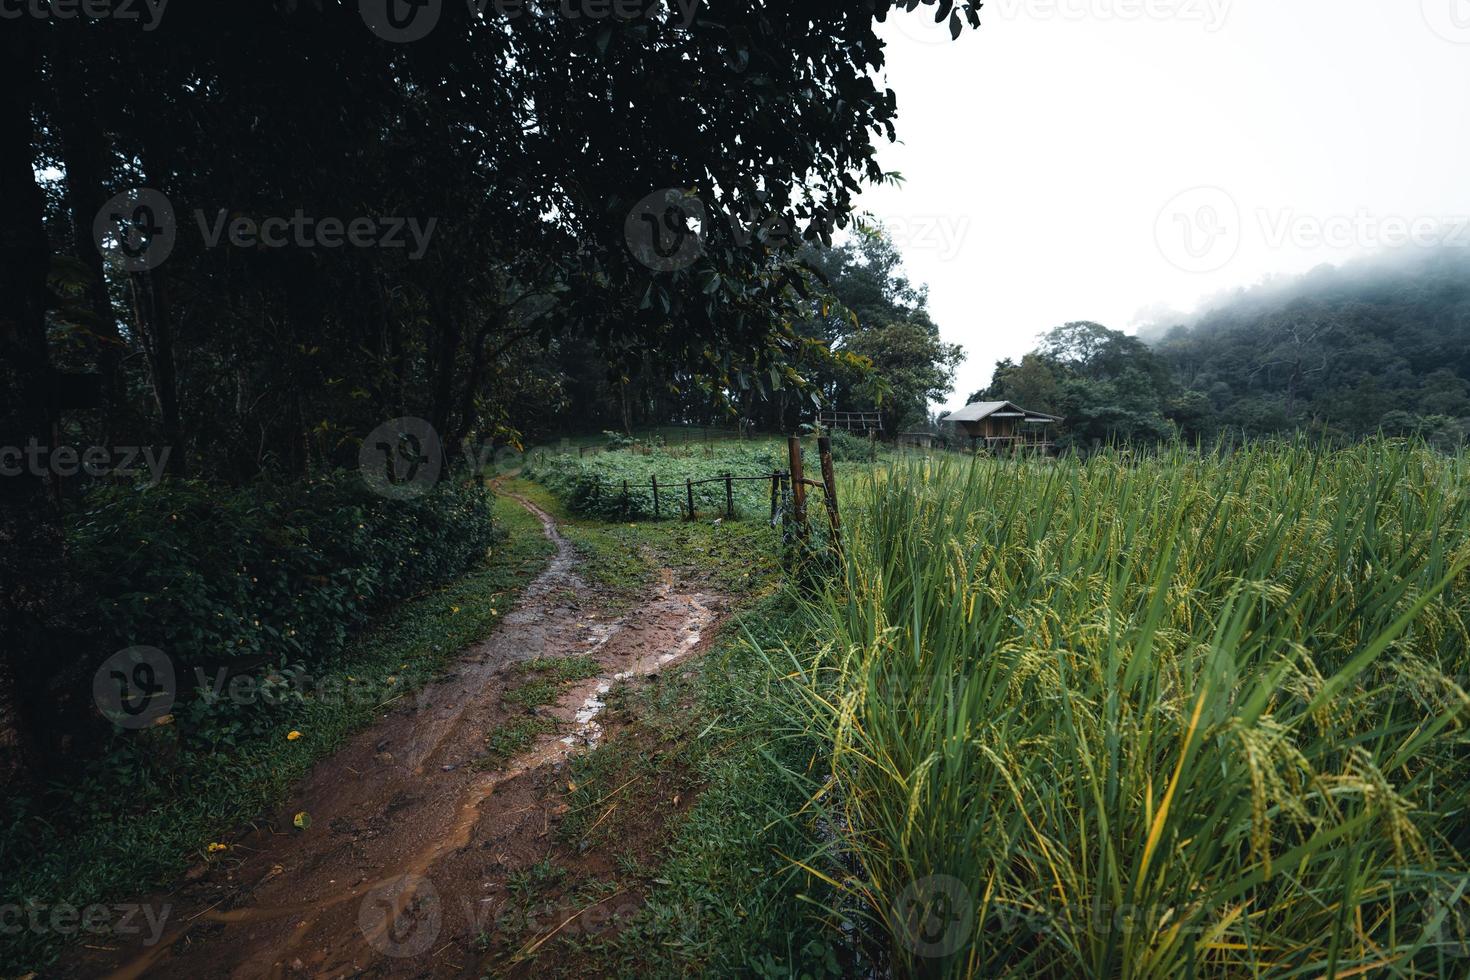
xmin=68 ymin=492 xmax=727 ymax=980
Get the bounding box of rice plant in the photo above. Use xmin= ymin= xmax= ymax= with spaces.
xmin=784 ymin=441 xmax=1470 ymax=978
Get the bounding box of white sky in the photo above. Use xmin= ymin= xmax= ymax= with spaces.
xmin=857 ymin=0 xmax=1470 ymax=412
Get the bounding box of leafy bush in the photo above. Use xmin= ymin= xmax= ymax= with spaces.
xmin=65 ymin=468 xmax=496 ymax=736
xmin=824 ymin=429 xmax=879 ymax=462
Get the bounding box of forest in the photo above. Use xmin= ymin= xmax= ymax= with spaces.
xmin=976 ymin=250 xmax=1470 ymax=450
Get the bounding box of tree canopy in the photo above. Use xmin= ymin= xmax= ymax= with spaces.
xmin=0 ymin=0 xmax=985 ymax=780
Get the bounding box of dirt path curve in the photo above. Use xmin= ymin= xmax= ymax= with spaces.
xmin=77 ymin=490 xmax=726 ymax=980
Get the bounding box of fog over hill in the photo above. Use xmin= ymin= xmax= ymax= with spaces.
xmin=977 ymin=249 xmax=1470 ymax=448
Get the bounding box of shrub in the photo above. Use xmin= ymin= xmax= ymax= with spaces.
xmin=63 ymin=469 xmax=496 ymax=745
xmin=825 ymin=429 xmax=879 ymax=462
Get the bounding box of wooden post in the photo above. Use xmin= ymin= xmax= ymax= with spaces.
xmin=724 ymin=473 xmax=734 ymax=519
xmin=686 ymin=478 xmax=694 ymax=521
xmin=769 ymin=471 xmax=780 ymax=521
xmin=651 ymin=474 xmax=660 ymax=518
xmin=787 ymin=436 xmax=808 ymax=541
xmin=817 ymin=436 xmax=842 ymax=554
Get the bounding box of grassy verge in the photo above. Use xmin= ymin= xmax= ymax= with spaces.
xmin=580 ymin=594 xmax=846 ymax=978
xmin=495 ymin=475 xmax=844 ymax=978
xmin=0 ymin=492 xmax=555 ymax=974
xmin=500 ymin=477 xmax=780 ymax=599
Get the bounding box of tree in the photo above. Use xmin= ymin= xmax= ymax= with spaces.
xmin=4 ymin=1 xmax=989 ymax=777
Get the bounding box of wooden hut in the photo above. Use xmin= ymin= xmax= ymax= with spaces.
xmin=897 ymin=431 xmax=942 ymax=450
xmin=944 ymin=400 xmax=1062 ymax=453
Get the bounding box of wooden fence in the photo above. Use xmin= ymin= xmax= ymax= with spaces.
xmin=579 ymin=436 xmax=842 ymax=552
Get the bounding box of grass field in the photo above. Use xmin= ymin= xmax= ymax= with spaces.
xmin=780 ymin=441 xmax=1470 ymax=977
xmin=523 ymin=439 xmax=790 ymax=521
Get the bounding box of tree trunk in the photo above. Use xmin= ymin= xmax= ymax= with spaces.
xmin=133 ymin=138 xmax=186 ymax=477
xmin=0 ymin=24 xmax=61 ymax=786
xmin=429 ymin=296 xmax=462 ymax=451
xmin=135 ymin=267 xmax=186 ymax=476
xmin=54 ymin=39 xmax=126 ymax=438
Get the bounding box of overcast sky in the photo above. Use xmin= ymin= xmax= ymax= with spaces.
xmin=855 ymin=0 xmax=1470 ymax=413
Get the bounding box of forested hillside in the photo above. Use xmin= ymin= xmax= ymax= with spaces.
xmin=975 ymin=250 xmax=1470 ymax=449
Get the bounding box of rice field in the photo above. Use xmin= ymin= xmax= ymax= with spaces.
xmin=785 ymin=441 xmax=1470 ymax=978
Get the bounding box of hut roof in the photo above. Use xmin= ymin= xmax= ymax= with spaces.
xmin=945 ymin=400 xmax=1063 ymax=424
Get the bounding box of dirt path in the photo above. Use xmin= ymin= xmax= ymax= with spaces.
xmin=72 ymin=491 xmax=726 ymax=979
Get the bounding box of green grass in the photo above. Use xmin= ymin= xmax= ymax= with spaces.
xmin=502 ymin=477 xmax=780 ymax=600
xmin=523 ymin=439 xmax=791 ymax=522
xmin=505 ymin=656 xmax=602 ymax=709
xmin=553 ymin=591 xmax=848 ymax=978
xmin=497 ymin=468 xmax=846 ymax=976
xmin=0 ymin=491 xmax=556 ymax=974
xmin=479 ymin=716 xmax=560 ymax=766
xmin=781 ymin=440 xmax=1470 ymax=978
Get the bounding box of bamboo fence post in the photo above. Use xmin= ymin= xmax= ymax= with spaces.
xmin=685 ymin=478 xmax=694 ymax=520
xmin=769 ymin=471 xmax=779 ymax=521
xmin=651 ymin=474 xmax=660 ymax=518
xmin=724 ymin=473 xmax=734 ymax=519
xmin=787 ymin=436 xmax=808 ymax=542
xmin=817 ymin=436 xmax=842 ymax=555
